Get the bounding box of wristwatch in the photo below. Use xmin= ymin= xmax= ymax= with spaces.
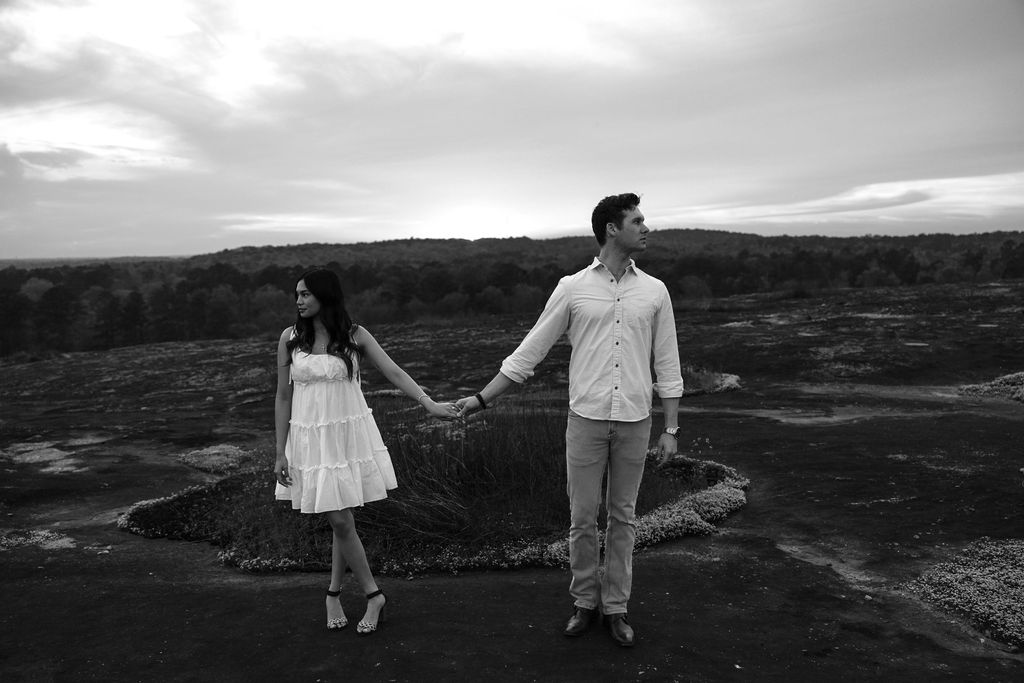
xmin=663 ymin=427 xmax=679 ymax=437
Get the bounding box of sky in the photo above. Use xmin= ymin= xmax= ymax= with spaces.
xmin=1 ymin=0 xmax=1023 ymax=259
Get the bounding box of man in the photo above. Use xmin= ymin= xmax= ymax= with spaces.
xmin=457 ymin=193 xmax=684 ymax=647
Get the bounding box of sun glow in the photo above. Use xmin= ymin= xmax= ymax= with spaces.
xmin=428 ymin=204 xmax=519 ymax=240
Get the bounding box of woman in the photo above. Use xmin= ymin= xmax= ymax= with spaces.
xmin=274 ymin=268 xmax=457 ymax=635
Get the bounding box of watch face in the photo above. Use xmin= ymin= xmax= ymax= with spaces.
xmin=665 ymin=427 xmax=679 ymax=436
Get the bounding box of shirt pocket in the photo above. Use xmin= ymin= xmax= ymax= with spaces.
xmin=624 ymin=300 xmax=658 ymax=328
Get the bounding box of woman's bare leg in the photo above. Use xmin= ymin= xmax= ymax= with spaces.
xmin=326 ymin=509 xmax=385 ymax=627
xmin=329 ymin=531 xmax=349 ymax=592
xmin=325 ymin=524 xmax=349 ymax=627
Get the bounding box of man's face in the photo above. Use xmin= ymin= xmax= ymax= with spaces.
xmin=611 ymin=207 xmax=649 ymax=253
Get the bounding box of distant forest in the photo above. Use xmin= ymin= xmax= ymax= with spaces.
xmin=2 ymin=228 xmax=1023 ymax=358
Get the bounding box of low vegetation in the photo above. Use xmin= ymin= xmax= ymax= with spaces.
xmin=906 ymin=538 xmax=1024 ymax=650
xmin=117 ymin=394 xmax=748 ymax=575
xmin=959 ymin=372 xmax=1024 ymax=403
xmin=4 ymin=229 xmax=1024 ymax=357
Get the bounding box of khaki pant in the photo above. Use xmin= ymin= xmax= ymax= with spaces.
xmin=565 ymin=411 xmax=651 ymax=615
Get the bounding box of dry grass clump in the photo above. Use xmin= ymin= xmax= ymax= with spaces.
xmin=178 ymin=444 xmax=253 ymax=473
xmin=958 ymin=372 xmax=1024 ymax=402
xmin=682 ymin=366 xmax=742 ymax=395
xmin=906 ymin=537 xmax=1024 ymax=650
xmin=117 ymin=395 xmax=748 ymax=576
xmin=0 ymin=529 xmax=77 ymax=551
xmin=119 ymin=452 xmax=748 ymax=576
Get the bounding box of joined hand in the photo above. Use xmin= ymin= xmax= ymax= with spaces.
xmin=424 ymin=399 xmax=460 ymax=421
xmin=455 ymin=396 xmax=482 ymax=418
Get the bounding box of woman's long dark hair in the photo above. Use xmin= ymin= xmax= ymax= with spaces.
xmin=286 ymin=268 xmax=361 ymax=379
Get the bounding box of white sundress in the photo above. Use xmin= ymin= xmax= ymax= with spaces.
xmin=274 ymin=349 xmax=398 ymax=513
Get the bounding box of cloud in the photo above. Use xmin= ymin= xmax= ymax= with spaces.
xmin=17 ymin=147 xmax=93 ymax=169
xmin=0 ymin=144 xmax=30 ymax=210
xmin=1 ymin=0 xmax=1022 ymax=257
xmin=218 ymin=213 xmax=370 ymax=234
xmin=658 ymin=173 xmax=1024 ymax=229
xmin=0 ymin=144 xmax=22 ymax=178
xmin=751 ymin=189 xmax=934 ymax=219
xmin=1 ymin=100 xmax=196 ymax=182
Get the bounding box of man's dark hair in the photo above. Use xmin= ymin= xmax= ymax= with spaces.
xmin=591 ymin=193 xmax=641 ymax=246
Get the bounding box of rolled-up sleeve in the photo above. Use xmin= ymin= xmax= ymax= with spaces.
xmin=499 ymin=279 xmax=571 ymax=383
xmin=651 ymin=283 xmax=684 ymax=398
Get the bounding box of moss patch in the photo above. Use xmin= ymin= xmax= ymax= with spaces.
xmin=178 ymin=444 xmax=254 ymax=473
xmin=959 ymin=372 xmax=1024 ymax=403
xmin=0 ymin=529 xmax=77 ymax=551
xmin=905 ymin=537 xmax=1024 ymax=650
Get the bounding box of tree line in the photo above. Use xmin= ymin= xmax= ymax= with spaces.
xmin=2 ymin=230 xmax=1023 ymax=357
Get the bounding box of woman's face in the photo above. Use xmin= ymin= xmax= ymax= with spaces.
xmin=295 ymin=280 xmax=322 ymax=319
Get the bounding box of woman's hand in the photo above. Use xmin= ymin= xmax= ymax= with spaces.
xmin=275 ymin=454 xmax=292 ymax=486
xmin=422 ymin=398 xmax=460 ymax=421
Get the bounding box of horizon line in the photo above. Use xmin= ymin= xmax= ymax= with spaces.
xmin=3 ymin=226 xmax=1024 ymax=264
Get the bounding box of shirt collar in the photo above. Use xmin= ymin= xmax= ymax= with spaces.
xmin=589 ymin=256 xmax=638 ymax=274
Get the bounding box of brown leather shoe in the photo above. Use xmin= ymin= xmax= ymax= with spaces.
xmin=605 ymin=614 xmax=635 ymax=647
xmin=563 ymin=607 xmax=597 ymax=637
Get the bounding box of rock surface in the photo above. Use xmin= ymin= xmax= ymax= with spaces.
xmin=2 ymin=281 xmax=1023 ymax=681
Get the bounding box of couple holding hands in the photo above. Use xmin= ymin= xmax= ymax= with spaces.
xmin=274 ymin=193 xmax=684 ymax=647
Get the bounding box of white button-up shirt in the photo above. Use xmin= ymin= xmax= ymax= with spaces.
xmin=500 ymin=257 xmax=684 ymax=422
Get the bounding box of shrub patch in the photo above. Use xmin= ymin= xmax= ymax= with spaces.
xmin=905 ymin=537 xmax=1024 ymax=650
xmin=959 ymin=372 xmax=1024 ymax=403
xmin=118 ymin=453 xmax=748 ymax=576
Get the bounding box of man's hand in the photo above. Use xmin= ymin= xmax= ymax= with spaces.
xmin=455 ymin=395 xmax=483 ymax=418
xmin=656 ymin=432 xmax=679 ymax=466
